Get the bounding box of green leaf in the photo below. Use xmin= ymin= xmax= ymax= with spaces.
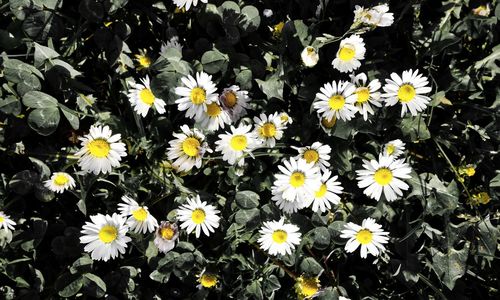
xmin=299 ymin=257 xmax=323 ymax=275
xmin=400 ymin=116 xmax=431 ymax=141
xmin=256 ymin=76 xmax=283 ymax=101
xmin=59 ymin=103 xmax=80 ymax=130
xmin=245 ymin=280 xmax=263 ymax=300
xmin=34 ymin=42 xmax=60 ymax=68
xmin=425 ymin=175 xmax=459 ymax=216
xmin=70 ymin=256 xmax=93 ymax=274
xmin=28 ymin=107 xmax=61 ymax=136
xmin=239 ymin=6 xmax=260 ymax=32
xmin=0 ymin=96 xmax=22 ymax=115
xmin=309 ymin=227 xmax=330 ymax=250
xmin=235 ymin=190 xmax=260 ymax=208
xmin=82 ymin=273 xmax=106 ymax=298
xmin=431 ymin=242 xmax=470 ymax=290
xmin=23 ymin=91 xmax=59 ymax=108
xmin=235 ymin=208 xmax=260 ymax=226
xmin=56 ymin=274 xmax=84 ymax=298
xmin=201 ymin=49 xmax=229 ymax=74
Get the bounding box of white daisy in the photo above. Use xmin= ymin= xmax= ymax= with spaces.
xmin=44 ymin=172 xmax=76 ymax=193
xmin=271 ymin=158 xmax=322 ymax=214
xmin=75 ymin=124 xmax=127 ymax=175
xmin=176 ymin=195 xmax=220 ymax=238
xmin=0 ymin=211 xmax=16 ymax=233
xmin=350 ymin=73 xmax=382 ymax=121
xmin=340 ymin=217 xmax=389 ymax=258
xmin=172 ymin=0 xmax=207 ymax=11
xmin=301 ymin=46 xmax=319 ymax=68
xmin=383 ymin=139 xmax=406 ymax=158
xmin=382 ymin=69 xmax=432 ymax=117
xmin=292 ymin=142 xmax=331 ymax=172
xmin=154 ymin=221 xmax=179 ymax=253
xmin=174 ymin=72 xmax=218 ymax=121
xmin=257 ymin=217 xmax=301 ymax=256
xmin=214 ymin=124 xmax=259 ymax=167
xmin=310 ymin=170 xmax=343 ymax=213
xmin=279 ymin=112 xmax=293 ymax=125
xmin=127 ymin=76 xmax=166 ymax=117
xmin=314 ymin=80 xmax=357 ymax=122
xmin=356 ymin=155 xmax=412 ymax=201
xmin=79 ymin=213 xmax=131 ymax=262
xmin=219 ymin=85 xmax=250 ymax=122
xmin=118 ymin=195 xmax=158 ymax=234
xmin=167 ymin=125 xmax=211 ymax=172
xmin=332 ymin=35 xmax=366 ymax=73
xmin=354 ymin=5 xmax=394 ymax=27
xmin=254 ymin=112 xmax=285 ymax=148
xmin=197 ymin=101 xmax=231 ymax=131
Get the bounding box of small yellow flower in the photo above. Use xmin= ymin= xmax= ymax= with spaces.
xmin=135 ymin=49 xmax=152 ymax=70
xmin=272 ymin=21 xmax=285 ymax=38
xmin=295 ymin=275 xmax=320 ymax=298
xmin=198 ymin=272 xmax=218 ymax=289
xmin=469 ymin=192 xmax=491 ymax=206
xmin=458 ymin=164 xmax=476 ymax=177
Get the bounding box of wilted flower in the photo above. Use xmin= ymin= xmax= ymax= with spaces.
xmin=301 ymin=46 xmax=319 ymax=68
xmin=154 ymin=221 xmax=179 ymax=253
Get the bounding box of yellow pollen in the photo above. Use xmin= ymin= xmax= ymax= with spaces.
xmin=355 ymin=87 xmax=370 ymax=103
xmin=139 ymin=88 xmax=155 ymax=106
xmin=190 ymin=87 xmax=206 ymax=105
xmin=191 ymin=208 xmax=206 ymax=224
xmin=273 ymin=22 xmax=285 ymax=37
xmin=259 ymin=122 xmax=277 ymax=138
xmin=272 ymin=230 xmax=288 ymax=244
xmin=374 ymin=168 xmax=393 ymax=186
xmin=280 ymin=114 xmax=289 ymax=123
xmin=290 ymin=172 xmax=306 ymax=188
xmin=307 ymin=47 xmax=315 ymax=53
xmin=54 ymin=174 xmax=69 ymax=186
xmin=135 ymin=54 xmax=151 ymax=68
xmin=356 ymin=229 xmax=373 ymax=245
xmin=132 ymin=207 xmax=148 ymax=222
xmin=303 ymin=149 xmax=319 ymax=163
xmin=182 ymin=137 xmax=200 ymax=157
xmin=160 ymin=227 xmax=175 ymax=240
xmin=298 ymin=276 xmax=320 ymax=297
xmin=230 ymin=135 xmax=248 ymax=151
xmin=200 ymin=273 xmax=218 ymax=288
xmin=98 ymin=225 xmax=118 ymax=243
xmin=206 ymin=102 xmax=222 ymax=117
xmin=224 ymin=91 xmax=237 ymax=108
xmin=338 ymin=46 xmax=355 ymax=61
xmin=328 ymin=95 xmax=345 ymax=110
xmin=321 ymin=117 xmax=336 ymax=128
xmin=397 ymin=84 xmax=416 ymax=102
xmin=386 ymin=144 xmax=395 ymax=155
xmin=315 ymin=184 xmax=327 ymax=198
xmin=88 ymin=139 xmax=111 ymax=158
xmin=0 ymin=216 xmax=4 ymax=223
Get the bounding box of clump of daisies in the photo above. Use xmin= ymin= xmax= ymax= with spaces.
xmin=118 ymin=196 xmax=158 ymax=234
xmin=340 ymin=217 xmax=389 ymax=258
xmin=215 ymin=124 xmax=260 ymax=167
xmin=167 ymin=125 xmax=211 ymax=172
xmin=127 ymin=76 xmax=166 ymax=117
xmin=254 ymin=112 xmax=285 ymax=148
xmin=350 ymin=73 xmax=382 ymax=121
xmin=175 ymin=72 xmax=218 ymax=121
xmin=44 ymin=172 xmax=76 ymax=193
xmin=75 ymin=124 xmax=127 ymax=175
xmin=176 ymin=195 xmax=220 ymax=238
xmin=332 ymin=35 xmax=366 ymax=73
xmin=258 ymin=217 xmax=301 ymax=256
xmin=314 ymin=80 xmax=357 ymax=122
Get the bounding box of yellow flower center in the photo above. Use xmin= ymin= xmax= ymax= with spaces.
xmin=182 ymin=137 xmax=200 ymax=157
xmin=338 ymin=46 xmax=355 ymax=61
xmin=303 ymin=149 xmax=319 ymax=163
xmin=206 ymin=102 xmax=222 ymax=117
xmin=386 ymin=144 xmax=395 ymax=155
xmin=88 ymin=139 xmax=111 ymax=158
xmin=328 ymin=95 xmax=345 ymax=110
xmin=476 ymin=192 xmax=490 ymax=204
xmin=191 ymin=208 xmax=206 ymax=224
xmin=272 ymin=229 xmax=288 ymax=244
xmin=374 ymin=168 xmax=393 ymax=186
xmin=356 ymin=229 xmax=373 ymax=245
xmin=0 ymin=216 xmax=4 ymax=223
xmin=54 ymin=174 xmax=69 ymax=186
xmin=132 ymin=207 xmax=148 ymax=222
xmin=224 ymin=91 xmax=237 ymax=108
xmin=200 ymin=273 xmax=218 ymax=288
xmin=230 ymin=135 xmax=247 ymax=151
xmin=190 ymin=87 xmax=206 ymax=105
xmin=315 ymin=184 xmax=327 ymax=198
xmin=290 ymin=172 xmax=306 ymax=188
xmin=298 ymin=277 xmax=320 ymax=297
xmin=259 ymin=122 xmax=277 ymax=138
xmin=98 ymin=225 xmax=118 ymax=243
xmin=280 ymin=114 xmax=289 ymax=123
xmin=139 ymin=88 xmax=155 ymax=106
xmin=307 ymin=47 xmax=315 ymax=54
xmin=397 ymin=84 xmax=416 ymax=102
xmin=355 ymin=87 xmax=370 ymax=103
xmin=160 ymin=227 xmax=175 ymax=240
xmin=321 ymin=117 xmax=336 ymax=128
xmin=136 ymin=55 xmax=151 ymax=68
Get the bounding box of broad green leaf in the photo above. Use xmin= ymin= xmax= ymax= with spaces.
xmin=34 ymin=42 xmax=59 ymax=68
xmin=431 ymin=242 xmax=470 ymax=290
xmin=239 ymin=6 xmax=260 ymax=32
xmin=201 ymin=49 xmax=229 ymax=74
xmin=235 ymin=190 xmax=260 ymax=209
xmin=23 ymin=91 xmax=59 ymax=108
xmin=256 ymin=76 xmax=283 ymax=101
xmin=27 ymin=107 xmax=61 ymax=136
xmin=82 ymin=273 xmax=106 ymax=298
xmin=59 ymin=103 xmax=80 ymax=130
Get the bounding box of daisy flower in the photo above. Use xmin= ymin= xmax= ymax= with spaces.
xmin=219 ymin=85 xmax=250 ymax=122
xmin=271 ymin=158 xmax=322 ymax=214
xmin=197 ymin=101 xmax=231 ymax=131
xmin=80 ymin=213 xmax=131 ymax=262
xmin=314 ymin=80 xmax=357 ymax=122
xmin=134 ymin=49 xmax=151 ymax=70
xmin=154 ymin=221 xmax=179 ymax=253
xmin=332 ymin=35 xmax=366 ymax=73
xmin=350 ymin=73 xmax=382 ymax=121
xmin=301 ymin=46 xmax=319 ymax=68
xmin=167 ymin=125 xmax=211 ymax=172
xmin=340 ymin=217 xmax=389 ymax=258
xmin=0 ymin=211 xmax=16 ymax=233
xmin=356 ymin=155 xmax=412 ymax=201
xmin=310 ymin=170 xmax=343 ymax=213
xmin=279 ymin=112 xmax=293 ymax=125
xmin=258 ymin=217 xmax=301 ymax=256
xmin=44 ymin=172 xmax=76 ymax=193
xmin=293 ymin=142 xmax=331 ymax=172
xmin=295 ymin=275 xmax=321 ymax=298
xmin=214 ymin=124 xmax=259 ymax=167
xmin=254 ymin=112 xmax=284 ymax=148
xmin=127 ymin=76 xmax=166 ymax=117
xmin=118 ymin=195 xmax=158 ymax=234
xmin=75 ymin=124 xmax=127 ymax=175
xmin=354 ymin=5 xmax=394 ymax=27
xmin=172 ymin=0 xmax=207 ymax=11
xmin=175 ymin=72 xmax=218 ymax=121
xmin=383 ymin=139 xmax=406 ymax=158
xmin=382 ymin=69 xmax=432 ymax=117
xmin=176 ymin=195 xmax=220 ymax=238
